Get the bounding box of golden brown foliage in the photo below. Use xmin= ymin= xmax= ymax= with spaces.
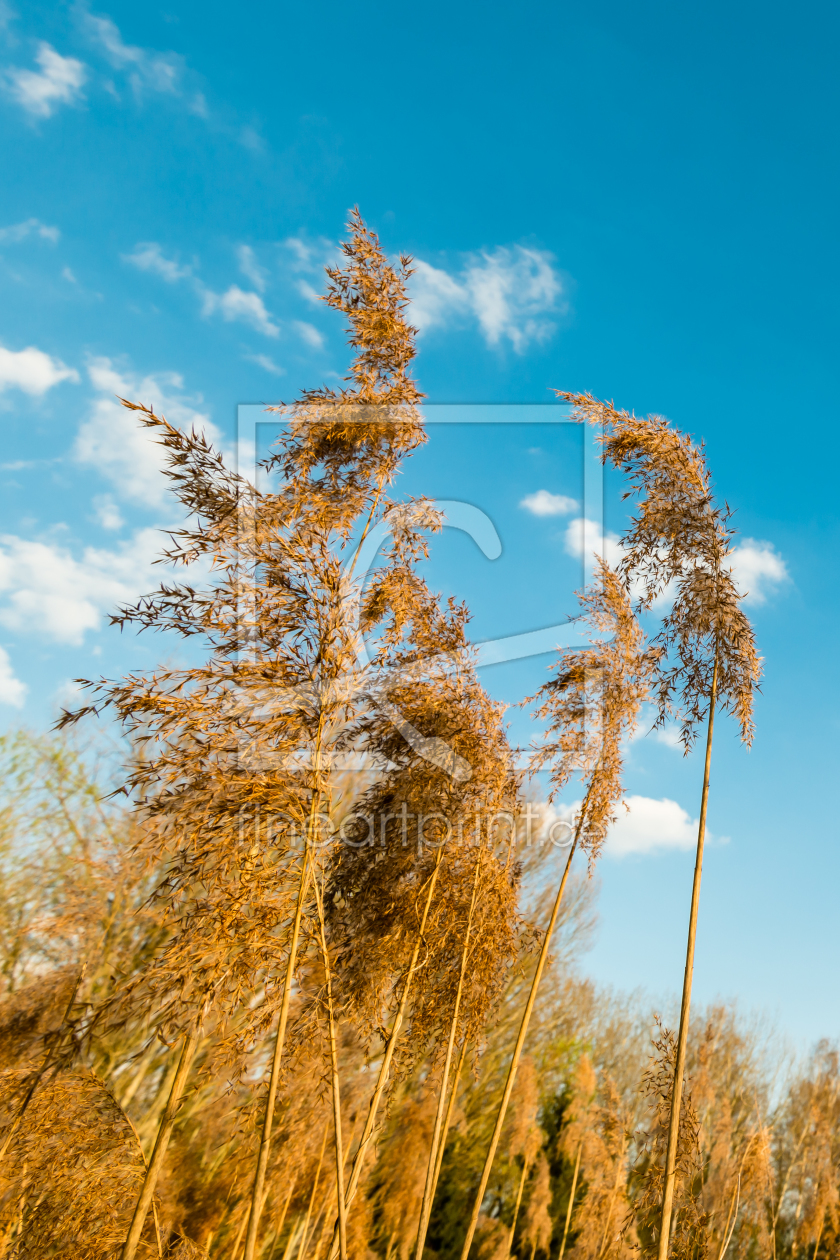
xmin=557 ymin=392 xmax=761 ymax=749
xmin=0 ymin=1068 xmax=151 ymax=1259
xmin=530 ymin=560 xmax=656 ymax=864
xmin=631 ymin=1025 xmax=709 ymax=1260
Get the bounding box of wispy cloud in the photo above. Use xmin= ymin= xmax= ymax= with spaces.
xmin=82 ymin=10 xmax=183 ymax=98
xmin=0 ymin=527 xmax=163 ymax=645
xmin=283 ymin=235 xmax=337 ymax=273
xmin=545 ymin=793 xmax=705 ymax=856
xmin=563 ymin=516 xmax=624 ymax=568
xmin=293 ymin=321 xmax=324 ymax=350
xmin=0 ymin=218 xmax=60 ymax=244
xmin=410 ymin=246 xmax=565 ymax=353
xmin=92 ymin=495 xmax=124 ymax=531
xmin=0 ymin=646 xmax=26 ymax=709
xmin=562 ymin=517 xmax=788 ymax=609
xmin=281 ymin=234 xmax=338 ymax=307
xmin=0 ymin=343 xmax=79 ymax=395
xmin=78 ymin=8 xmax=262 ymax=145
xmin=122 ymin=241 xmax=192 ymax=283
xmin=729 ymin=539 xmax=789 ymax=605
xmin=74 ymin=356 xmax=219 ymax=509
xmin=237 ymin=244 xmax=267 ymax=292
xmin=123 ymin=241 xmax=280 ymax=338
xmin=245 ymin=353 xmax=285 ymax=376
xmin=608 ymin=795 xmax=701 ymax=856
xmin=5 ymin=42 xmax=86 ymax=117
xmin=520 ymin=489 xmax=579 ymax=517
xmin=201 ymin=285 xmax=279 ymax=338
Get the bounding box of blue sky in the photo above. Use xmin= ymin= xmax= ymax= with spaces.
xmin=1 ymin=0 xmax=839 ymax=1048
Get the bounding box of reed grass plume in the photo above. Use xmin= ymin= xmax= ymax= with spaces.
xmin=0 ymin=1068 xmax=153 ymax=1259
xmin=556 ymin=392 xmax=761 ymax=748
xmin=630 ymin=1024 xmax=709 ymax=1260
xmin=458 ymin=564 xmax=654 ymax=1260
xmin=530 ymin=559 xmax=658 ymax=864
xmin=558 ymin=1055 xmax=635 ymax=1260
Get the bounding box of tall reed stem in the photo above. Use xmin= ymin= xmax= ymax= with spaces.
xmin=656 ymin=652 xmax=718 ymax=1260
xmin=120 ymin=1019 xmax=201 ymax=1260
xmin=414 ymin=847 xmax=484 ymax=1260
xmin=245 ymin=715 xmax=328 ymax=1260
xmin=559 ymin=1142 xmax=582 ymax=1260
xmin=459 ymin=808 xmax=587 ymax=1260
xmin=327 ymin=848 xmax=445 ymax=1260
xmin=300 ymin=1126 xmax=329 ymax=1259
xmin=432 ymin=1038 xmax=468 ymax=1198
xmin=242 ymin=842 xmax=312 ymax=1260
xmin=508 ymin=1158 xmax=530 ymax=1259
xmin=313 ymin=870 xmax=348 ymax=1260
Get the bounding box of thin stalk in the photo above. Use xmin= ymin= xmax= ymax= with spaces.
xmin=327 ymin=848 xmax=445 ymax=1260
xmin=415 ymin=847 xmax=484 ymax=1260
xmin=459 ymin=807 xmax=587 ymax=1260
xmin=230 ymin=1209 xmax=250 ymax=1260
xmin=595 ymin=1134 xmax=627 ymax=1260
xmin=432 ymin=1038 xmax=468 ymax=1196
xmin=280 ymin=1216 xmax=305 ymax=1260
xmin=812 ymin=1210 xmax=825 ymax=1260
xmin=345 ymin=475 xmax=387 ymax=584
xmin=300 ymin=1127 xmax=329 ymax=1259
xmin=242 ymin=844 xmax=311 ymax=1260
xmin=717 ymin=1175 xmax=741 ymax=1260
xmin=117 ymin=1039 xmax=160 ymax=1111
xmin=508 ymin=1160 xmax=530 ymax=1258
xmin=656 ymin=652 xmax=718 ymax=1260
xmin=559 ymin=1143 xmax=582 ymax=1260
xmin=313 ymin=870 xmax=348 ymax=1260
xmin=266 ymin=1174 xmax=298 ymax=1260
xmin=120 ymin=1019 xmax=201 ymax=1260
xmin=245 ymin=722 xmax=328 ymax=1260
xmin=123 ymin=1110 xmax=163 ymax=1258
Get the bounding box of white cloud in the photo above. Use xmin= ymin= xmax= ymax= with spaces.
xmin=237 ymin=244 xmax=267 ymax=292
xmin=6 ymin=42 xmax=86 ymax=118
xmin=520 ymin=489 xmax=579 ymax=517
xmin=563 ymin=522 xmax=787 ymax=608
xmin=123 ymin=241 xmax=191 ymax=283
xmin=92 ymin=495 xmax=124 ymax=531
xmin=283 ymin=235 xmax=337 ymax=273
xmin=630 ymin=706 xmax=684 ymax=749
xmin=296 ymin=279 xmax=322 ymax=305
xmin=83 ymin=11 xmax=181 ymax=97
xmin=410 ymin=245 xmax=564 ymax=353
xmin=539 ymin=793 xmax=701 ymax=856
xmin=245 ymin=353 xmax=285 ymax=376
xmin=0 ymin=528 xmax=162 ymax=646
xmin=608 ymin=795 xmax=699 ymax=856
xmin=201 ymin=285 xmax=279 ymax=338
xmin=729 ymin=539 xmax=788 ymax=605
xmin=0 ymin=344 xmax=79 ymax=395
xmin=74 ymin=357 xmax=219 ymax=508
xmin=563 ymin=516 xmax=624 ymax=568
xmin=123 ymin=240 xmax=280 ymax=339
xmin=0 ymin=218 xmax=60 ymax=244
xmin=409 ymin=260 xmax=469 ymax=331
xmin=0 ymin=646 xmax=26 ymax=708
xmin=293 ymin=320 xmax=324 ymax=350
xmin=465 ymin=247 xmax=562 ymax=351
